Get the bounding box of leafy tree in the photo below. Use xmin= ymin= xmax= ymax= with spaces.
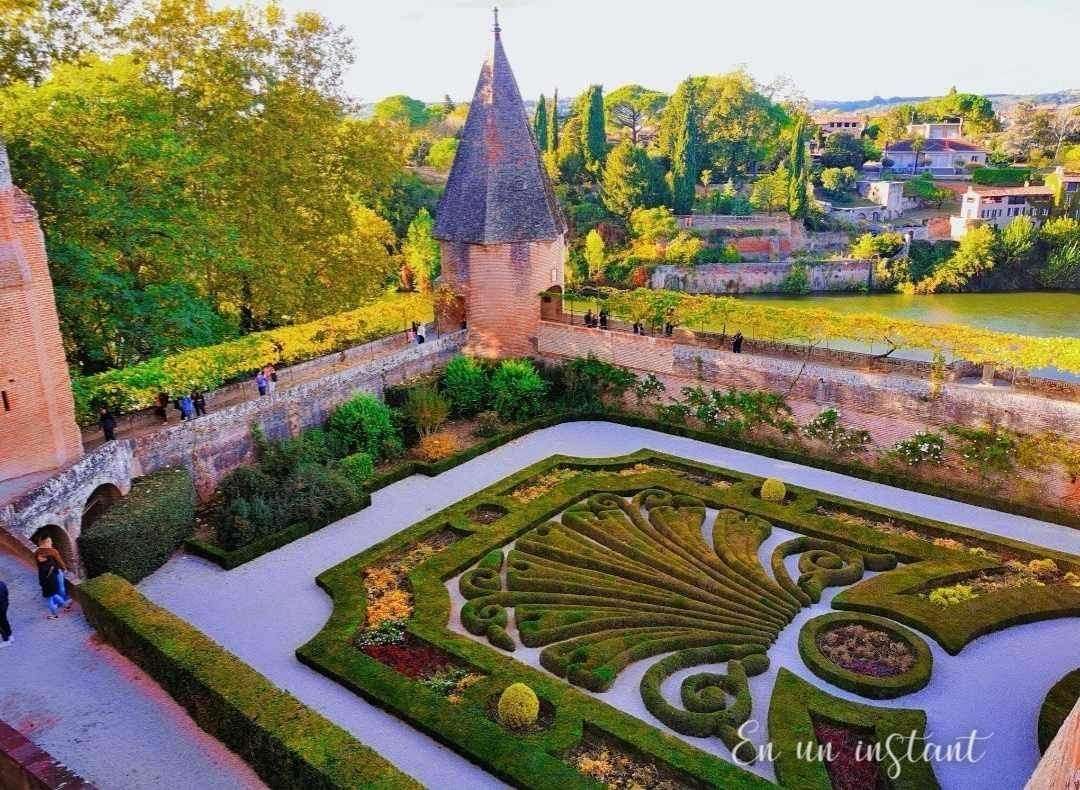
xmin=376 ymin=171 xmax=440 ymax=238
xmin=1000 ymin=215 xmax=1037 ymax=265
xmin=584 ymin=229 xmax=606 ymax=280
xmin=601 ymin=139 xmax=666 ymax=217
xmin=850 ymin=232 xmax=905 ymax=261
xmin=787 ymin=119 xmax=809 ymax=219
xmin=749 ymin=165 xmax=790 ymax=213
xmin=917 ymin=224 xmax=997 ymax=292
xmin=548 ymin=87 xmax=559 ymax=152
xmin=629 ymin=206 xmax=678 ymax=245
xmin=819 ymin=166 xmax=857 ymax=198
xmin=917 ymin=88 xmax=999 ymax=136
xmin=402 ymin=208 xmax=440 ymax=292
xmin=372 ymin=94 xmax=430 ymax=127
xmin=534 ymin=94 xmax=548 ymax=151
xmin=425 ymin=137 xmax=458 ymax=171
xmin=604 ymin=83 xmax=666 ymax=145
xmin=0 ymin=0 xmax=128 ymax=86
xmin=1039 ymin=217 xmax=1080 ymax=288
xmin=820 ymin=132 xmax=868 ymax=169
xmin=903 ymin=175 xmax=952 ymax=207
xmin=491 ymin=359 xmax=547 ymax=421
xmin=665 ymin=232 xmax=704 ymax=264
xmin=581 ymin=84 xmax=606 ymax=173
xmin=442 ymin=355 xmax=489 ymax=416
xmin=667 ymin=79 xmax=699 ymax=215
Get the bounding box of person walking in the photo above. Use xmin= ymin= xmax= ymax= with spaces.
xmin=416 ymin=325 xmax=426 ymax=344
xmin=98 ymin=407 xmax=117 ymax=441
xmin=179 ymin=394 xmax=195 ymax=421
xmin=255 ymin=369 xmax=268 ymax=397
xmin=732 ymin=331 xmax=744 ymax=354
xmin=155 ymin=391 xmax=170 ymax=424
xmin=599 ymin=308 xmax=609 ymax=330
xmin=0 ymin=578 xmax=11 ymax=647
xmin=35 ymin=537 xmax=71 ymax=619
xmin=265 ymin=365 xmax=278 ymax=394
xmin=192 ymin=390 xmax=207 ymax=417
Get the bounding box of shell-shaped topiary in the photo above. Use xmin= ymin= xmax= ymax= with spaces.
xmin=760 ymin=477 xmax=787 ymax=503
xmin=497 ymin=682 xmax=539 ymax=730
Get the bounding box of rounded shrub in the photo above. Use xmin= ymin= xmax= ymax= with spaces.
xmin=442 ymin=355 xmax=489 ymax=416
xmin=325 ymin=392 xmax=402 ymax=461
xmin=760 ymin=477 xmax=787 ymax=503
xmin=491 ymin=359 xmax=547 ymax=422
xmin=337 ymin=452 xmax=374 ymax=489
xmin=497 ymin=682 xmax=539 ymax=730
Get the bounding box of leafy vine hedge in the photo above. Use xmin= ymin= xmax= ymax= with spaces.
xmin=298 ymin=450 xmax=1080 ymax=789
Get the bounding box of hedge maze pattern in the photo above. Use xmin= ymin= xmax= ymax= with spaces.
xmin=302 ymin=450 xmax=1080 ymax=790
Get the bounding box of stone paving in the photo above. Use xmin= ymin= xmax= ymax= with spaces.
xmin=139 ymin=421 xmax=1080 ymax=789
xmin=0 ymin=552 xmax=265 ymax=790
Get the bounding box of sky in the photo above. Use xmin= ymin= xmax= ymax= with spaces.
xmin=276 ymin=0 xmax=1080 ymax=105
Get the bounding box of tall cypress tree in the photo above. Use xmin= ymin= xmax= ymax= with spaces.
xmin=548 ymin=88 xmax=559 ymax=153
xmin=581 ymin=84 xmax=607 ymax=172
xmin=534 ymin=94 xmax=549 ymax=151
xmin=670 ymin=84 xmax=699 ymax=215
xmin=787 ymin=119 xmax=809 ymax=219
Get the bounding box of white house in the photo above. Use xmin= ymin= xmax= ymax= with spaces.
xmin=906 ymin=121 xmax=964 ymax=140
xmin=814 ymin=114 xmax=867 ymax=137
xmin=885 ymin=139 xmax=987 ymax=175
xmin=949 ymin=185 xmax=1054 ymax=239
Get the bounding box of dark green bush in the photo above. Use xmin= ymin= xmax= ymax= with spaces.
xmin=442 ymin=355 xmax=489 ymax=416
xmin=559 ymin=355 xmax=637 ymax=412
xmin=337 ymin=452 xmax=375 ymax=488
xmin=491 ymin=359 xmax=547 ymax=421
xmin=257 ymin=427 xmax=331 ymax=477
xmin=78 ymin=468 xmax=196 ymax=582
xmin=1039 ymin=669 xmax=1080 ymax=752
xmin=325 ymin=392 xmax=402 ymax=460
xmin=79 ymin=574 xmax=417 ymax=790
xmin=971 ymin=167 xmax=1035 ymax=186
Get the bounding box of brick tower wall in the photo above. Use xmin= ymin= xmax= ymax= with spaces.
xmin=439 ymin=236 xmax=564 ymax=358
xmin=0 ymin=183 xmax=83 ymax=480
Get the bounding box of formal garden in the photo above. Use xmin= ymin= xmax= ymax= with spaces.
xmin=67 ymin=350 xmax=1078 ymax=790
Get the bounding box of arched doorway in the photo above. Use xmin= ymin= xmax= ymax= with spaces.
xmin=30 ymin=524 xmax=76 ymax=569
xmin=82 ymin=483 xmax=122 ymax=532
xmin=541 ymin=284 xmax=563 ymax=321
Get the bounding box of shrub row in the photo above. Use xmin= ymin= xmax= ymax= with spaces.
xmin=78 ymin=468 xmax=196 ymax=582
xmin=1038 ymin=668 xmax=1080 ymax=753
xmin=78 ymin=574 xmax=418 ymax=790
xmin=797 ymin=612 xmax=932 ymax=699
xmin=71 ymin=292 xmax=432 ymax=423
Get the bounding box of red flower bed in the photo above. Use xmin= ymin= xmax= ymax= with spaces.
xmin=812 ymin=719 xmax=885 ymax=790
xmin=362 ymin=637 xmax=458 ymax=678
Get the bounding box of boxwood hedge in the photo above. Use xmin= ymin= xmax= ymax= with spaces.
xmin=79 ymin=574 xmax=418 ymax=790
xmin=1038 ymin=668 xmax=1080 ymax=753
xmin=78 ymin=468 xmax=196 ymax=582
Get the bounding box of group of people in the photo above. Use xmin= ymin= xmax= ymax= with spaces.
xmin=406 ymin=321 xmax=427 ymax=344
xmin=151 ymin=390 xmax=208 ymax=426
xmin=582 ymin=309 xmax=609 ymax=329
xmin=255 ymin=365 xmax=278 ymax=397
xmin=0 ymin=535 xmax=75 ymax=648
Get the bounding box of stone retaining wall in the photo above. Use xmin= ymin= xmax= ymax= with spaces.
xmin=0 ymin=720 xmax=95 ymax=790
xmin=651 ymin=260 xmax=871 ymax=294
xmin=133 ymin=329 xmax=466 ymax=497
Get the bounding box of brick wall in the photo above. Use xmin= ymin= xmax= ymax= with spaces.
xmin=0 ymin=185 xmax=82 ymax=480
xmin=439 ymin=237 xmax=565 ymax=357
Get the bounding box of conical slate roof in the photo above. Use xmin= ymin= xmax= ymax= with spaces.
xmin=434 ymin=20 xmax=564 ymax=244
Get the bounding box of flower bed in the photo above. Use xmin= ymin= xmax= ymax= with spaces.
xmin=812 ymin=718 xmax=884 ymax=790
xmin=817 ymin=623 xmax=915 ymax=678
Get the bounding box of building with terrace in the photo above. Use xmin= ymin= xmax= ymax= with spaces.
xmin=949 ymin=183 xmax=1055 ymax=238
xmin=885 ymin=138 xmax=987 ymax=175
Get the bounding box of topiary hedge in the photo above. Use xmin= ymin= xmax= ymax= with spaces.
xmin=798 ymin=612 xmax=932 ymax=699
xmin=79 ymin=574 xmax=418 ymax=790
xmin=78 ymin=468 xmax=196 ymax=582
xmin=1038 ymin=668 xmax=1080 ymax=753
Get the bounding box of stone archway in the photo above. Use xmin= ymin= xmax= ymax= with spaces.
xmin=30 ymin=523 xmax=77 ymax=569
xmin=541 ymin=285 xmax=563 ymax=321
xmin=82 ymin=482 xmax=122 ymax=533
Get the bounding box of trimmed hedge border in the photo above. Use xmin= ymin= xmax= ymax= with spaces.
xmin=1038 ymin=668 xmax=1080 ymax=753
xmin=768 ymin=668 xmax=939 ymax=790
xmin=79 ymin=468 xmax=196 ymax=582
xmin=185 ymin=409 xmax=1080 ymax=571
xmin=78 ymin=574 xmax=419 ymax=790
xmin=798 ymin=612 xmax=932 ymax=699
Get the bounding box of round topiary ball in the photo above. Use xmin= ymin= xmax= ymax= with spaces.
xmin=497 ymin=682 xmax=539 ymax=730
xmin=760 ymin=477 xmax=787 ymax=503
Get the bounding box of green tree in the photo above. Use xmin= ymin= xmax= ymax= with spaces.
xmin=372 ymin=94 xmax=430 ymax=127
xmin=604 ymin=83 xmax=666 ymax=145
xmin=787 ymin=119 xmax=808 ymax=219
xmin=668 ymin=80 xmax=699 ymax=215
xmin=819 ymin=166 xmax=857 ymax=198
xmin=581 ymin=84 xmax=607 ymax=173
xmin=749 ymin=165 xmax=790 ymax=213
xmin=601 ymin=139 xmax=666 ymax=217
xmin=534 ymin=94 xmax=548 ymax=151
xmin=548 ymin=87 xmax=559 ymax=152
xmin=918 ymin=224 xmax=996 ymax=292
xmin=584 ymin=229 xmax=606 ymax=280
xmin=820 ymin=132 xmax=868 ymax=169
xmin=402 ymin=207 xmax=440 ymax=292
xmin=425 ymin=137 xmax=458 ymax=171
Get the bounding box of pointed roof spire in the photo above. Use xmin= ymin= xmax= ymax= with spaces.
xmin=434 ymin=13 xmax=564 ymax=245
xmin=492 ymin=6 xmax=500 ymax=34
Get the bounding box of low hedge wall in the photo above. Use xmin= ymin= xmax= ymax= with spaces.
xmin=185 ymin=408 xmax=1080 ymax=571
xmin=798 ymin=612 xmax=932 ymax=699
xmin=79 ymin=573 xmax=418 ymax=790
xmin=78 ymin=468 xmax=196 ymax=582
xmin=1038 ymin=668 xmax=1080 ymax=753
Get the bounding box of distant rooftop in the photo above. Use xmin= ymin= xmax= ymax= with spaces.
xmin=886 ymin=139 xmax=986 ymax=153
xmin=433 ymin=14 xmax=564 ymax=245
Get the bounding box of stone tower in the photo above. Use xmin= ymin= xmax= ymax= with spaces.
xmin=0 ymin=142 xmax=83 ymax=481
xmin=433 ymin=11 xmax=566 ymax=357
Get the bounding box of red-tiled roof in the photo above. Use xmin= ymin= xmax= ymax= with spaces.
xmin=971 ymin=185 xmax=1053 ymax=197
xmin=886 ymin=139 xmax=986 ymax=153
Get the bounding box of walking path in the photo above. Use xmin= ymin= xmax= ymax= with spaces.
xmin=139 ymin=422 xmax=1080 ymax=789
xmin=0 ymin=553 xmax=265 ymax=790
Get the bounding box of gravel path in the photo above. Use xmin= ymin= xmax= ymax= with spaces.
xmin=139 ymin=422 xmax=1080 ymax=789
xmin=0 ymin=553 xmax=265 ymax=790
